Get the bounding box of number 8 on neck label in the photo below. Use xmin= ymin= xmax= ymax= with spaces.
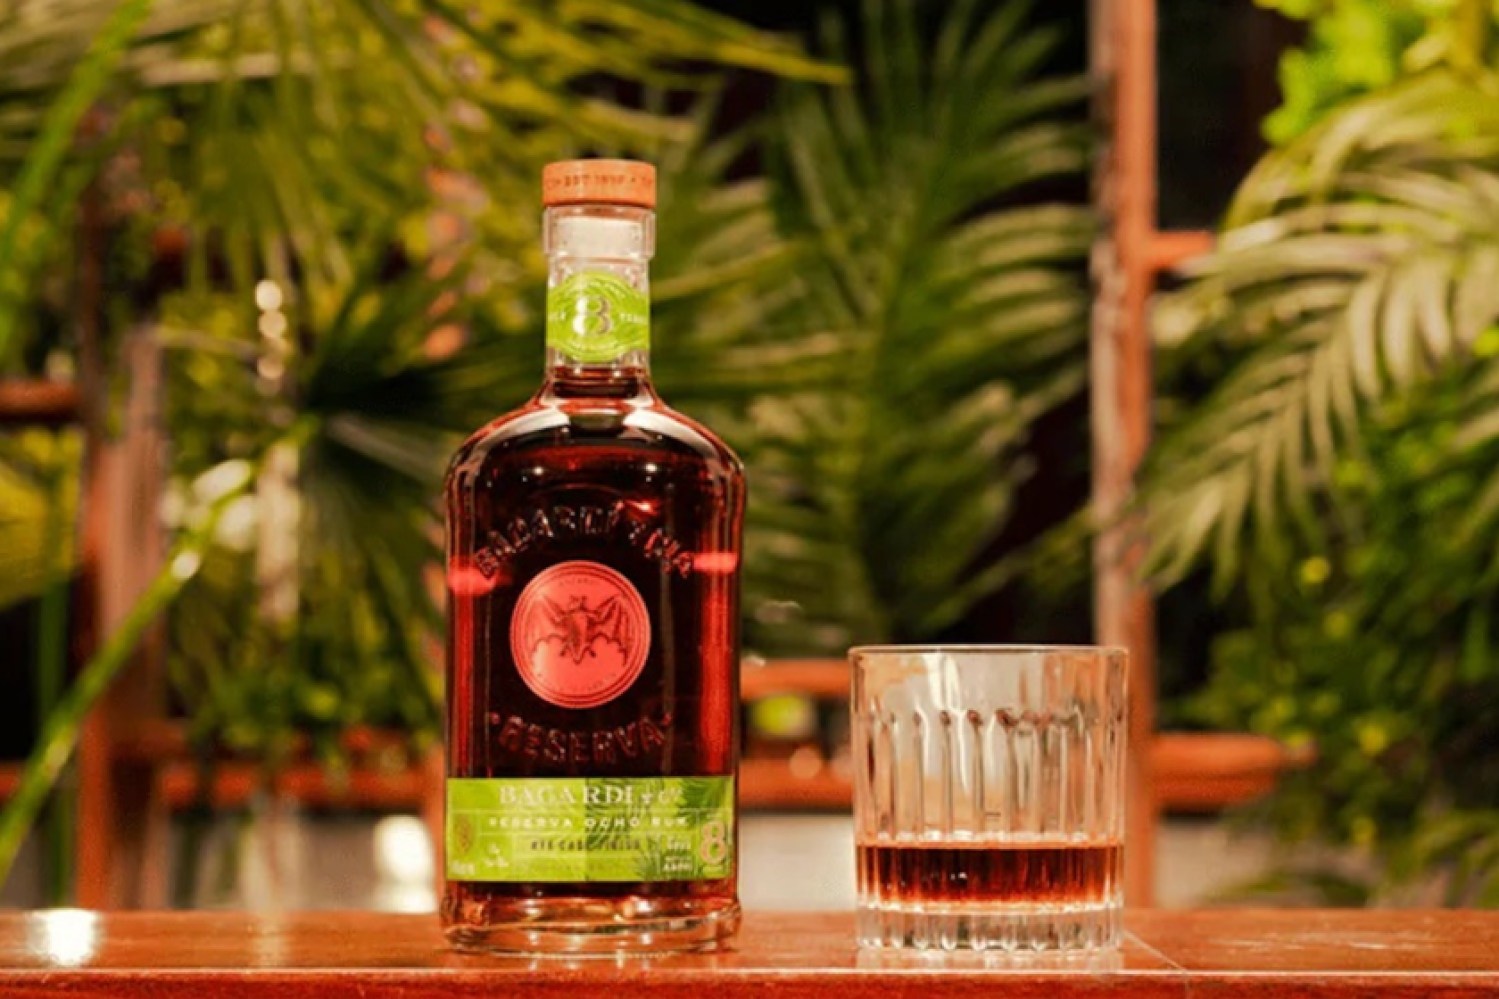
xmin=546 ymin=273 xmax=649 ymax=362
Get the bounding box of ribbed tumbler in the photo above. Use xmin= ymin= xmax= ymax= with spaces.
xmin=852 ymin=646 xmax=1128 ymax=951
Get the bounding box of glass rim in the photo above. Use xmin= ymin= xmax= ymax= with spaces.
xmin=849 ymin=643 xmax=1128 ymax=658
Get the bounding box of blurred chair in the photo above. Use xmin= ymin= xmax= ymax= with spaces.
xmin=740 ymin=660 xmax=853 ymax=810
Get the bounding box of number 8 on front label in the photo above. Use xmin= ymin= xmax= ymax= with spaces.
xmin=699 ymin=818 xmax=728 ymax=868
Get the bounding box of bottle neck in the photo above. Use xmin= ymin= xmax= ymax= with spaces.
xmin=542 ymin=205 xmax=655 ymax=397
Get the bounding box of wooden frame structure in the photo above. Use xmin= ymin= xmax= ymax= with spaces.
xmin=1090 ymin=0 xmax=1219 ymax=904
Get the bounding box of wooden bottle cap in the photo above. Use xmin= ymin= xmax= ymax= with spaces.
xmin=542 ymin=159 xmax=656 ymax=209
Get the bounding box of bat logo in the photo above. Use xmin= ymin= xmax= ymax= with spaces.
xmin=533 ymin=593 xmax=634 ymax=665
xmin=510 ymin=561 xmax=650 ymax=709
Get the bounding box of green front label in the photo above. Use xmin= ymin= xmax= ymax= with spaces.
xmin=545 ymin=273 xmax=650 ymax=362
xmin=446 ymin=777 xmax=733 ymax=882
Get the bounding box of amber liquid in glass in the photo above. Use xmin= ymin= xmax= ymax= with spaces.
xmin=444 ymin=367 xmax=744 ymax=951
xmin=858 ymin=840 xmax=1122 ymax=906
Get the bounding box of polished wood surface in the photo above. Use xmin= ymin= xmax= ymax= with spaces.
xmin=2 ymin=910 xmax=1497 ymax=998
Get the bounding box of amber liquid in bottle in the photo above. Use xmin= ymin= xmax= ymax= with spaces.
xmin=443 ymin=163 xmax=744 ymax=953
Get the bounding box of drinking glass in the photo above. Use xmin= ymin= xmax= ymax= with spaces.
xmin=851 ymin=645 xmax=1128 ymax=951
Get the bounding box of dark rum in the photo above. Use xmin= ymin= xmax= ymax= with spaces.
xmin=443 ymin=160 xmax=745 ymax=953
xmin=857 ymin=840 xmax=1122 ymax=906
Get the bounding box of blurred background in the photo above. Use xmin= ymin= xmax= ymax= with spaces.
xmin=2 ymin=0 xmax=1498 ymax=914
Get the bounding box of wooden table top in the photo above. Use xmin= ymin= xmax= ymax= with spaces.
xmin=3 ymin=909 xmax=1498 ymax=997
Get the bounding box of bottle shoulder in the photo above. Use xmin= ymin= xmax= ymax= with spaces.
xmin=446 ymin=397 xmax=743 ymax=485
xmin=643 ymin=402 xmax=744 ymax=475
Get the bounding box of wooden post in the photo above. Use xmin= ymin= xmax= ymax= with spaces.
xmin=72 ymin=177 xmax=112 ymax=909
xmin=76 ymin=330 xmax=168 ymax=908
xmin=1090 ymin=0 xmax=1159 ymax=906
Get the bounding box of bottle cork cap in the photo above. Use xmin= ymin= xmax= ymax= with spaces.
xmin=542 ymin=159 xmax=656 ymax=209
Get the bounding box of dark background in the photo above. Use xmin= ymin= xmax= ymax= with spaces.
xmin=700 ymin=0 xmax=1299 ymax=228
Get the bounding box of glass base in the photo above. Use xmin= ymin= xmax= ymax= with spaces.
xmin=445 ymin=895 xmax=741 ymax=955
xmin=857 ymin=900 xmax=1121 ymax=952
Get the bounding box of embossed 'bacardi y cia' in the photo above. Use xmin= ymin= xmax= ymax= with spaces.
xmin=443 ymin=160 xmax=745 ymax=953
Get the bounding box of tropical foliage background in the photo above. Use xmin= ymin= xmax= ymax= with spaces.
xmin=1151 ymin=0 xmax=1499 ymax=904
xmin=0 ymin=0 xmax=1093 ymax=898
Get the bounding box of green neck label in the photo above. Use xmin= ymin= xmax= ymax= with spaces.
xmin=546 ymin=272 xmax=650 ymax=363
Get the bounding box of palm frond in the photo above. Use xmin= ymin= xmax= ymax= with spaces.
xmin=0 ymin=0 xmax=153 ymax=366
xmin=0 ymin=431 xmax=78 ymax=610
xmin=1146 ymin=70 xmax=1499 ymax=586
xmin=0 ymin=0 xmax=839 ymax=370
xmin=747 ymin=0 xmax=1092 ymax=652
xmin=159 ymin=253 xmax=475 ymax=748
xmin=1 ymin=0 xmax=837 ymax=754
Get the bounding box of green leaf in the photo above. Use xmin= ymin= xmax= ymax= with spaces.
xmin=0 ymin=0 xmax=156 ymax=368
xmin=739 ymin=0 xmax=1089 ymax=652
xmin=1146 ymin=71 xmax=1499 ymax=585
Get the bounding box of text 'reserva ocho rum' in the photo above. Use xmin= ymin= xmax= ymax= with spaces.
xmin=443 ymin=160 xmax=745 ymax=953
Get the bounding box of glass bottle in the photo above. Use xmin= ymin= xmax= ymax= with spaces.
xmin=443 ymin=159 xmax=745 ymax=953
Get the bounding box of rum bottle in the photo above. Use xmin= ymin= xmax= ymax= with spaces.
xmin=443 ymin=159 xmax=745 ymax=953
